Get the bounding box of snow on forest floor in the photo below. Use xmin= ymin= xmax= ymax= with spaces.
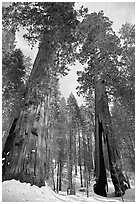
xmin=2 ymin=179 xmax=135 ymax=202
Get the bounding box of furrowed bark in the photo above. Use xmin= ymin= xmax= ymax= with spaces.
xmin=2 ymin=38 xmax=54 ymax=187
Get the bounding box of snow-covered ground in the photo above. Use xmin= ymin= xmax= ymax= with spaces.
xmin=2 ymin=179 xmax=135 ymax=202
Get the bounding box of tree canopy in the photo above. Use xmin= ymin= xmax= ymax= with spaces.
xmin=3 ymin=2 xmax=81 ymax=75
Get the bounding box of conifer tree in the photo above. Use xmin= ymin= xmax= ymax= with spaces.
xmin=76 ymin=11 xmax=130 ymax=196
xmin=2 ymin=2 xmax=79 ymax=187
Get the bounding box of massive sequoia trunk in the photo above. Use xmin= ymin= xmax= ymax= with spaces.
xmin=2 ymin=37 xmax=54 ymax=187
xmin=94 ymin=79 xmax=129 ymax=197
xmin=94 ymin=117 xmax=108 ymax=197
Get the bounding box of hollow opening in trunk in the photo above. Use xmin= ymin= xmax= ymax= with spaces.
xmin=94 ymin=120 xmax=108 ymax=197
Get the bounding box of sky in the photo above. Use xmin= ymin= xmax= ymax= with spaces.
xmin=3 ymin=1 xmax=135 ymax=105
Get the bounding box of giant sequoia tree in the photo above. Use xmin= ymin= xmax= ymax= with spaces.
xmin=76 ymin=11 xmax=131 ymax=196
xmin=2 ymin=2 xmax=79 ymax=187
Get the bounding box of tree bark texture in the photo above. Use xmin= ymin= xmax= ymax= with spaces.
xmin=94 ymin=79 xmax=129 ymax=197
xmin=2 ymin=38 xmax=55 ymax=187
xmin=94 ymin=117 xmax=107 ymax=197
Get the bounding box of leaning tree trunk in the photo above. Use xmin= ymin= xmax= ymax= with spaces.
xmin=94 ymin=79 xmax=129 ymax=197
xmin=2 ymin=36 xmax=55 ymax=187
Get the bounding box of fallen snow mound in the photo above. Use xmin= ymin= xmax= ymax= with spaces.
xmin=123 ymin=188 xmax=135 ymax=202
xmin=2 ymin=179 xmax=64 ymax=202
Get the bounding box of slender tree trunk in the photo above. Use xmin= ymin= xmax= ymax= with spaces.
xmin=56 ymin=161 xmax=59 ymax=193
xmin=51 ymin=158 xmax=56 ymax=191
xmin=68 ymin=126 xmax=73 ymax=193
xmin=67 ymin=123 xmax=75 ymax=195
xmin=78 ymin=126 xmax=83 ymax=187
xmin=86 ymin=167 xmax=89 ymax=197
xmin=82 ymin=131 xmax=87 ymax=187
xmin=59 ymin=160 xmax=62 ymax=191
xmin=58 ymin=151 xmax=62 ymax=192
xmin=74 ymin=129 xmax=77 ymax=176
xmin=52 ymin=167 xmax=56 ymax=191
xmin=87 ymin=133 xmax=93 ymax=183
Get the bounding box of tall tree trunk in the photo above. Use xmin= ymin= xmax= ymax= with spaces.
xmin=82 ymin=131 xmax=87 ymax=187
xmin=74 ymin=126 xmax=77 ymax=176
xmin=87 ymin=133 xmax=93 ymax=182
xmin=59 ymin=160 xmax=62 ymax=191
xmin=52 ymin=167 xmax=56 ymax=191
xmin=51 ymin=156 xmax=56 ymax=192
xmin=67 ymin=123 xmax=75 ymax=195
xmin=67 ymin=126 xmax=73 ymax=194
xmin=58 ymin=151 xmax=62 ymax=192
xmin=2 ymin=39 xmax=54 ymax=187
xmin=94 ymin=118 xmax=108 ymax=197
xmin=56 ymin=161 xmax=59 ymax=193
xmin=78 ymin=126 xmax=83 ymax=187
xmin=94 ymin=79 xmax=129 ymax=197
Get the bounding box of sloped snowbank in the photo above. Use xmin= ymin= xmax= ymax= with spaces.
xmin=2 ymin=179 xmax=135 ymax=202
xmin=123 ymin=188 xmax=135 ymax=202
xmin=2 ymin=179 xmax=65 ymax=202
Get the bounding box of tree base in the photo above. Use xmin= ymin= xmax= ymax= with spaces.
xmin=93 ymin=183 xmax=107 ymax=197
xmin=114 ymin=182 xmax=129 ymax=197
xmin=67 ymin=187 xmax=76 ymax=195
xmin=115 ymin=190 xmax=124 ymax=197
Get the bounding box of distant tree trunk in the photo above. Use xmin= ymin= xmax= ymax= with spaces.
xmin=87 ymin=133 xmax=93 ymax=183
xmin=94 ymin=79 xmax=129 ymax=197
xmin=59 ymin=161 xmax=62 ymax=191
xmin=82 ymin=131 xmax=87 ymax=187
xmin=46 ymin=148 xmax=51 ymax=180
xmin=58 ymin=152 xmax=62 ymax=191
xmin=78 ymin=126 xmax=83 ymax=187
xmin=86 ymin=167 xmax=89 ymax=197
xmin=67 ymin=123 xmax=75 ymax=195
xmin=74 ymin=129 xmax=77 ymax=176
xmin=67 ymin=126 xmax=73 ymax=194
xmin=2 ymin=40 xmax=53 ymax=187
xmin=51 ymin=161 xmax=56 ymax=191
xmin=56 ymin=161 xmax=59 ymax=193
